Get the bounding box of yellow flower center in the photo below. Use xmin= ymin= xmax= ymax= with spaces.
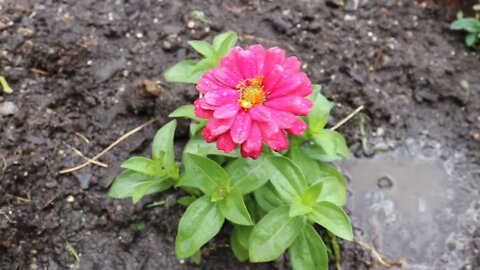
xmin=236 ymin=76 xmax=266 ymax=109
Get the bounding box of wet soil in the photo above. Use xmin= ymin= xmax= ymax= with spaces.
xmin=1 ymin=0 xmax=479 ymax=269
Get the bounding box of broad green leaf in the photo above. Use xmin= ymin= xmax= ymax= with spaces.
xmin=289 ymin=147 xmax=323 ymax=184
xmin=121 ymin=157 xmax=165 ymax=176
xmin=268 ymin=156 xmax=308 ymax=201
xmin=226 ymin=156 xmax=272 ymax=194
xmin=190 ymin=58 xmax=218 ymax=74
xmin=188 ymin=40 xmax=216 ymax=58
xmin=189 ymin=120 xmax=208 ymax=136
xmin=108 ymin=170 xmax=171 ymax=203
xmin=177 ymin=153 xmax=230 ymax=195
xmin=152 ymin=120 xmax=177 ymax=169
xmin=288 ymin=224 xmax=328 ymax=270
xmin=450 ymin=18 xmax=480 ymax=32
xmin=177 ymin=195 xmax=197 ymax=206
xmin=307 ymin=87 xmax=335 ymax=134
xmin=175 ymin=196 xmax=225 ymax=258
xmin=466 ymin=32 xmax=478 ymax=47
xmin=312 ymin=130 xmax=351 ymax=160
xmin=213 ymin=31 xmax=238 ymax=59
xmin=184 ymin=133 xmax=240 ymax=157
xmin=317 ymin=163 xmax=347 ymax=206
xmin=163 ymin=60 xmax=199 ymax=84
xmin=231 ymin=225 xmax=252 ymax=262
xmin=254 ymin=183 xmax=287 ymax=212
xmin=218 ymin=188 xmax=253 ymax=225
xmin=302 ymin=181 xmax=324 ymax=206
xmin=308 ymin=202 xmax=353 ymax=240
xmin=169 ymin=105 xmax=199 ymax=120
xmin=289 ymin=197 xmax=313 ymax=217
xmin=249 ymin=206 xmax=306 ymax=262
xmin=231 ymin=227 xmax=249 ymax=261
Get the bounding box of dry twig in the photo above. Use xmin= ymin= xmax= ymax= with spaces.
xmin=355 ymin=240 xmax=405 ymax=268
xmin=58 ymin=119 xmax=155 ymax=174
xmin=330 ymin=105 xmax=364 ymax=131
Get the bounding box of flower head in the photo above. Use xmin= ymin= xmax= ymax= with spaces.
xmin=194 ymin=45 xmax=313 ymax=159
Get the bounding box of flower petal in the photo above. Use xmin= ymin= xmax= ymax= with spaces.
xmin=248 ymin=105 xmax=272 ymax=122
xmin=214 ymin=103 xmax=241 ymax=119
xmin=212 ymin=66 xmax=242 ymax=89
xmin=194 ymin=98 xmax=213 ymax=118
xmin=260 ymin=126 xmax=288 ymax=152
xmin=265 ymin=96 xmax=313 ymax=116
xmin=205 ymin=117 xmax=235 ymax=137
xmin=249 ymin=44 xmax=266 ymax=74
xmin=197 ymin=71 xmax=223 ymax=94
xmin=220 ymin=47 xmax=243 ymax=77
xmin=263 ymin=64 xmax=285 ymax=93
xmin=230 ymin=111 xmax=252 ymax=144
xmin=286 ymin=119 xmax=307 ymax=136
xmin=268 ymin=72 xmax=309 ymax=99
xmin=204 ymin=88 xmax=239 ymax=106
xmin=202 ymin=126 xmax=219 ymax=143
xmin=217 ymin=133 xmax=237 ymax=153
xmin=263 ymin=47 xmax=285 ymax=77
xmin=282 ymin=56 xmax=301 ymax=75
xmin=241 ymin=122 xmax=263 ymax=159
xmin=236 ymin=50 xmax=258 ymax=79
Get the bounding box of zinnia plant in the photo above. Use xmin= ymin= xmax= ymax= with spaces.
xmin=109 ymin=31 xmax=353 ymax=270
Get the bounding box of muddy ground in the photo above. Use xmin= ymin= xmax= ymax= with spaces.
xmin=1 ymin=0 xmax=479 ymax=269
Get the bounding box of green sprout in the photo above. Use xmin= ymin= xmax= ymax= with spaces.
xmin=0 ymin=76 xmax=13 ymax=94
xmin=450 ymin=3 xmax=480 ymax=48
xmin=65 ymin=241 xmax=80 ymax=262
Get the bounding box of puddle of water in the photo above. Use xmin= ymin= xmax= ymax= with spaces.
xmin=340 ymin=145 xmax=474 ymax=269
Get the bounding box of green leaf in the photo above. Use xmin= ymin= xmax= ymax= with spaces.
xmin=312 ymin=130 xmax=351 ymax=160
xmin=317 ymin=163 xmax=347 ymax=206
xmin=177 ymin=195 xmax=197 ymax=206
xmin=254 ymin=183 xmax=287 ymax=212
xmin=152 ymin=120 xmax=177 ymax=169
xmin=189 ymin=120 xmax=208 ymax=136
xmin=289 ymin=147 xmax=323 ymax=184
xmin=218 ymin=188 xmax=253 ymax=225
xmin=466 ymin=32 xmax=478 ymax=47
xmin=231 ymin=225 xmax=252 ymax=262
xmin=307 ymin=87 xmax=335 ymax=133
xmin=188 ymin=40 xmax=216 ymax=58
xmin=231 ymin=230 xmax=249 ymax=261
xmin=190 ymin=58 xmax=218 ymax=74
xmin=308 ymin=202 xmax=353 ymax=240
xmin=175 ymin=196 xmax=225 ymax=258
xmin=177 ymin=153 xmax=230 ymax=195
xmin=249 ymin=206 xmax=306 ymax=262
xmin=289 ymin=197 xmax=313 ymax=217
xmin=288 ymin=224 xmax=328 ymax=270
xmin=212 ymin=31 xmax=238 ymax=59
xmin=163 ymin=60 xmax=199 ymax=84
xmin=226 ymin=156 xmax=272 ymax=194
xmin=268 ymin=156 xmax=308 ymax=201
xmin=184 ymin=133 xmax=240 ymax=157
xmin=169 ymin=105 xmax=199 ymax=120
xmin=302 ymin=181 xmax=323 ymax=206
xmin=130 ymin=220 xmax=146 ymax=231
xmin=108 ymin=170 xmax=172 ymax=203
xmin=120 ymin=157 xmax=165 ymax=176
xmin=450 ymin=18 xmax=480 ymax=32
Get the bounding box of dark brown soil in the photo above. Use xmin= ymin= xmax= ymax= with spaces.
xmin=1 ymin=0 xmax=479 ymax=269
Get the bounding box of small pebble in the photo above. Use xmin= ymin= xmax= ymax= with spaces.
xmin=187 ymin=20 xmax=195 ymax=29
xmin=0 ymin=101 xmax=19 ymax=115
xmin=162 ymin=41 xmax=172 ymax=50
xmin=66 ymin=195 xmax=75 ymax=203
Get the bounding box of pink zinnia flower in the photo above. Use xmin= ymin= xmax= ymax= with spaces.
xmin=194 ymin=45 xmax=313 ymax=159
